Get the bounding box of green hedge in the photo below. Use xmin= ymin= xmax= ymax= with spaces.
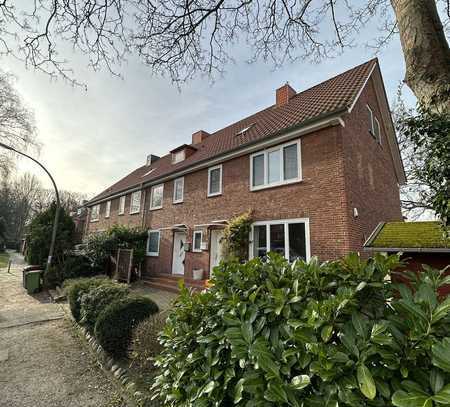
xmin=152 ymin=253 xmax=450 ymax=406
xmin=65 ymin=277 xmax=108 ymax=321
xmin=95 ymin=295 xmax=159 ymax=358
xmin=79 ymin=282 xmax=129 ymax=333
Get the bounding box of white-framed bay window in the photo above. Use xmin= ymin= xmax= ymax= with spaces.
xmin=130 ymin=191 xmax=142 ymax=214
xmin=207 ymin=165 xmax=222 ymax=197
xmin=147 ymin=230 xmax=160 ymax=256
xmin=173 ymin=177 xmax=184 ymax=204
xmin=250 ymin=218 xmax=310 ymax=262
xmin=193 ymin=230 xmax=203 ymax=252
xmin=150 ymin=184 xmax=164 ymax=210
xmin=90 ymin=204 xmax=100 ymax=222
xmin=250 ymin=140 xmax=301 ymax=190
xmin=105 ymin=200 xmax=111 ymax=218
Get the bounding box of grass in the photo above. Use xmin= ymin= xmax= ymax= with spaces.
xmin=0 ymin=252 xmax=10 ymax=268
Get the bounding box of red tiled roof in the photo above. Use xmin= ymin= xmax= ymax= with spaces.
xmin=89 ymin=59 xmax=377 ymax=204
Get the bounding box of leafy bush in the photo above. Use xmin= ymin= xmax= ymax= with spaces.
xmin=222 ymin=211 xmax=253 ymax=261
xmin=65 ymin=277 xmax=109 ymax=321
xmin=95 ymin=295 xmax=159 ymax=358
xmin=80 ymin=282 xmax=129 ymax=333
xmin=61 ymin=255 xmax=96 ymax=280
xmin=26 ymin=203 xmax=76 ymax=266
xmin=42 ymin=265 xmax=62 ymax=288
xmin=129 ymin=313 xmax=167 ymax=372
xmin=153 ymin=252 xmax=450 ymax=406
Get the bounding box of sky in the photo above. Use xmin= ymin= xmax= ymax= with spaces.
xmin=3 ymin=11 xmax=417 ymax=199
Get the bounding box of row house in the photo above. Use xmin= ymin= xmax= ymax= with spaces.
xmin=84 ymin=59 xmax=405 ymax=289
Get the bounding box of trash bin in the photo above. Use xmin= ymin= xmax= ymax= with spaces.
xmin=22 ymin=265 xmax=44 ymax=289
xmin=24 ymin=270 xmax=42 ymax=294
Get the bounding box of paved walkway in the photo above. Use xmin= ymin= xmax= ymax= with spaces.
xmin=0 ymin=251 xmax=126 ymax=407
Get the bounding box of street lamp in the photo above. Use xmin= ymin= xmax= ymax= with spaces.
xmin=0 ymin=142 xmax=60 ymax=274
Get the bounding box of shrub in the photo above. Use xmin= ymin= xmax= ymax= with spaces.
xmin=42 ymin=265 xmax=62 ymax=288
xmin=80 ymin=282 xmax=129 ymax=333
xmin=129 ymin=313 xmax=167 ymax=372
xmin=65 ymin=277 xmax=109 ymax=321
xmin=152 ymin=252 xmax=450 ymax=406
xmin=61 ymin=255 xmax=96 ymax=280
xmin=95 ymin=295 xmax=159 ymax=358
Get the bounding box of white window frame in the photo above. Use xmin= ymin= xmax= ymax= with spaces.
xmin=147 ymin=230 xmax=160 ymax=256
xmin=207 ymin=164 xmax=223 ymax=197
xmin=118 ymin=196 xmax=126 ymax=215
xmin=173 ymin=177 xmax=184 ymax=204
xmin=250 ymin=139 xmax=302 ymax=191
xmin=129 ymin=191 xmax=142 ymax=214
xmin=367 ymin=105 xmax=375 ymax=135
xmin=193 ymin=230 xmax=203 ymax=252
xmin=150 ymin=184 xmax=164 ymax=210
xmin=90 ymin=205 xmax=100 ymax=222
xmin=105 ymin=200 xmax=111 ymax=218
xmin=249 ymin=218 xmax=311 ymax=262
xmin=172 ymin=150 xmax=185 ymax=164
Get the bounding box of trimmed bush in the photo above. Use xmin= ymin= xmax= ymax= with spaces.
xmin=62 ymin=255 xmax=96 ymax=280
xmin=95 ymin=295 xmax=159 ymax=358
xmin=80 ymin=282 xmax=129 ymax=333
xmin=152 ymin=253 xmax=450 ymax=406
xmin=129 ymin=313 xmax=167 ymax=372
xmin=65 ymin=277 xmax=108 ymax=321
xmin=42 ymin=265 xmax=62 ymax=289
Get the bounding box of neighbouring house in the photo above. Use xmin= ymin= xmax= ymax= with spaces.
xmin=84 ymin=58 xmax=406 ymax=290
xmin=70 ymin=203 xmax=88 ymax=244
xmin=364 ymin=221 xmax=450 ymax=272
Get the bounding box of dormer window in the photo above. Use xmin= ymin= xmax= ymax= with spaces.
xmin=172 ymin=150 xmax=185 ymax=164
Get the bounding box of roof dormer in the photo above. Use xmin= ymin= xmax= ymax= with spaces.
xmin=170 ymin=144 xmax=197 ymax=164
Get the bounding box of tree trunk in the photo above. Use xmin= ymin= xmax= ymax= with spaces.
xmin=391 ymin=0 xmax=450 ymax=113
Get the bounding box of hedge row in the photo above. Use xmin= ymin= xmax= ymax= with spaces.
xmin=65 ymin=278 xmax=159 ymax=357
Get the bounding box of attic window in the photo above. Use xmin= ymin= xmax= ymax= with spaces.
xmin=236 ymin=123 xmax=255 ymax=136
xmin=172 ymin=150 xmax=185 ymax=164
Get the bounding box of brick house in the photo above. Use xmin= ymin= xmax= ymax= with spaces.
xmin=84 ymin=59 xmax=405 ymax=288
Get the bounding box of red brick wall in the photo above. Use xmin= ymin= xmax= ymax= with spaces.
xmin=341 ymin=75 xmax=403 ymax=253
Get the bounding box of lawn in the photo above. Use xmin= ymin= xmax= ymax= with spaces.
xmin=0 ymin=252 xmax=10 ymax=268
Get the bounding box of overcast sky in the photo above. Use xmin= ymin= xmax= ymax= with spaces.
xmin=4 ymin=20 xmax=416 ymax=198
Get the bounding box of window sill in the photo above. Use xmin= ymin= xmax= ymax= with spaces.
xmin=150 ymin=206 xmax=163 ymax=211
xmin=146 ymin=253 xmax=159 ymax=257
xmin=118 ymin=213 xmax=124 ymax=216
xmin=129 ymin=210 xmax=140 ymax=215
xmin=173 ymin=200 xmax=184 ymax=205
xmin=192 ymin=249 xmax=202 ymax=253
xmin=250 ymin=178 xmax=302 ymax=192
xmin=90 ymin=219 xmax=99 ymax=223
xmin=207 ymin=192 xmax=222 ymax=198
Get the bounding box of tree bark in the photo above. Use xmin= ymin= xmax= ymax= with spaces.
xmin=391 ymin=0 xmax=450 ymax=113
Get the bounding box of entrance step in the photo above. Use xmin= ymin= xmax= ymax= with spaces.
xmin=143 ymin=274 xmax=207 ymax=293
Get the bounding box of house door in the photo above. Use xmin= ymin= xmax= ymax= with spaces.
xmin=172 ymin=231 xmax=186 ymax=275
xmin=210 ymin=229 xmax=225 ymax=275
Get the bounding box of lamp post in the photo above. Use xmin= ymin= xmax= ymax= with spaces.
xmin=0 ymin=142 xmax=60 ymax=273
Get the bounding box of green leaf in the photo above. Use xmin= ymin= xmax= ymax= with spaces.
xmin=352 ymin=312 xmax=368 ymax=339
xmin=257 ymin=354 xmax=280 ymax=378
xmin=321 ymin=325 xmax=333 ymax=342
xmin=241 ymin=321 xmax=254 ymax=344
xmin=291 ymin=375 xmax=310 ymax=390
xmin=392 ymin=390 xmax=432 ymax=407
xmin=432 ymin=297 xmax=450 ymax=324
xmin=233 ymin=378 xmax=244 ymax=403
xmin=357 ymin=364 xmax=376 ymax=400
xmin=264 ymin=380 xmax=288 ymax=403
xmin=433 ymin=383 xmax=450 ymax=404
xmin=432 ymin=338 xmax=450 ymax=373
xmin=202 ymin=380 xmax=216 ymax=394
xmin=430 ymin=369 xmax=445 ymax=394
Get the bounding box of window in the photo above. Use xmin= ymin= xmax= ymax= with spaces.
xmin=150 ymin=184 xmax=164 ymax=209
xmin=374 ymin=117 xmax=381 ymax=144
xmin=250 ymin=219 xmax=310 ymax=262
xmin=208 ymin=165 xmax=222 ymax=197
xmin=172 ymin=150 xmax=185 ymax=164
xmin=250 ymin=140 xmax=301 ymax=190
xmin=119 ymin=196 xmax=126 ymax=215
xmin=130 ymin=191 xmax=141 ymax=214
xmin=147 ymin=230 xmax=160 ymax=256
xmin=193 ymin=230 xmax=202 ymax=252
xmin=90 ymin=205 xmax=100 ymax=222
xmin=105 ymin=201 xmax=111 ymax=218
xmin=173 ymin=177 xmax=184 ymax=204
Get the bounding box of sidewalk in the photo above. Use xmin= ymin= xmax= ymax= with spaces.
xmin=0 ymin=251 xmax=126 ymax=407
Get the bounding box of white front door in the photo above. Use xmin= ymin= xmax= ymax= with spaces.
xmin=210 ymin=229 xmax=225 ymax=275
xmin=172 ymin=232 xmax=186 ymax=275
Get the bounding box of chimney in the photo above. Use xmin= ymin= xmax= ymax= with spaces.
xmin=192 ymin=130 xmax=210 ymax=145
xmin=146 ymin=154 xmax=160 ymax=166
xmin=276 ymin=83 xmax=296 ymax=107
